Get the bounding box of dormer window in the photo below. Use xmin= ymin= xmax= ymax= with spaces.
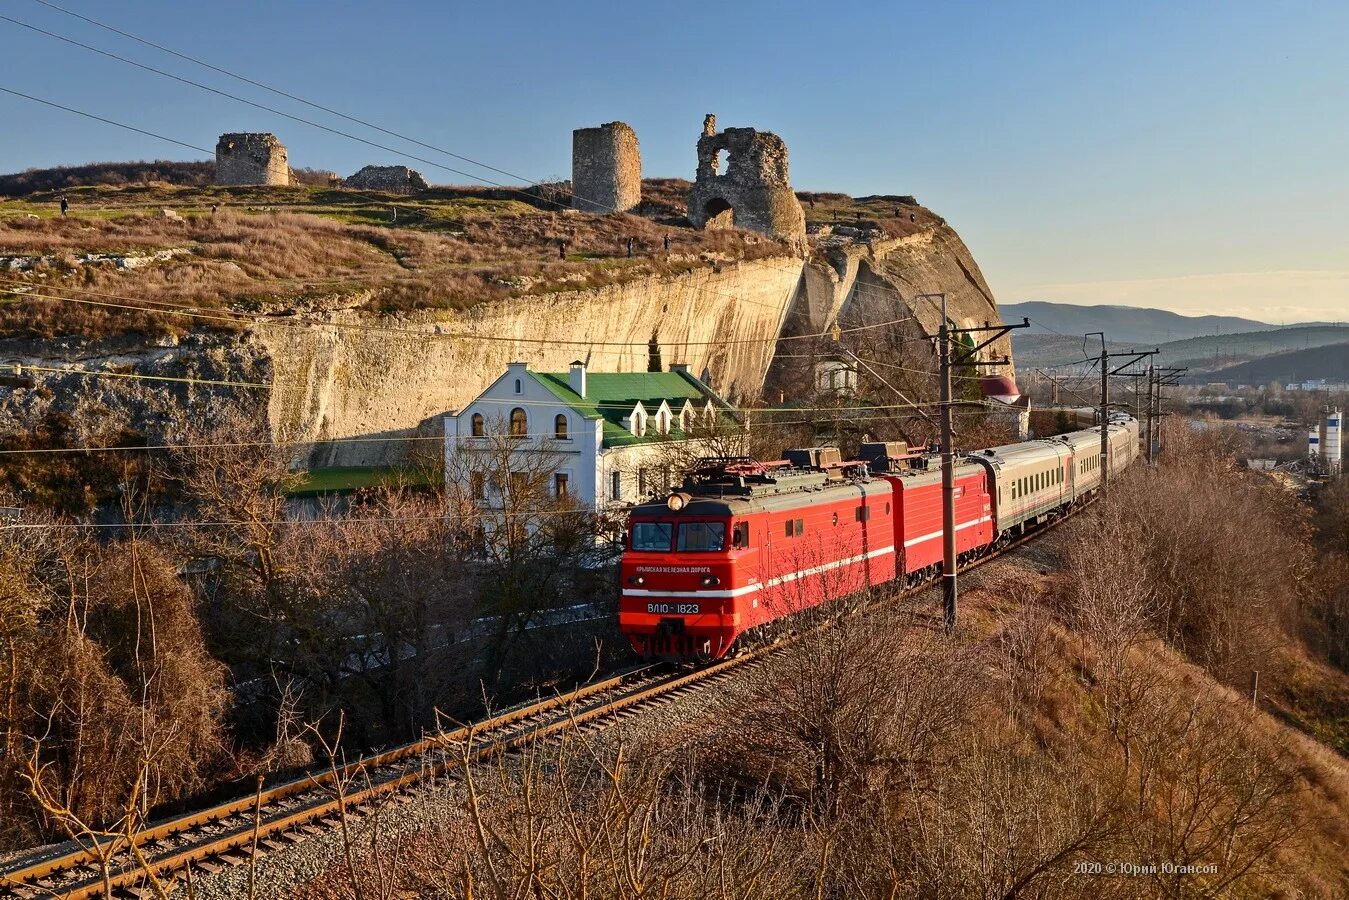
xmin=657 ymin=410 xmax=671 ymax=435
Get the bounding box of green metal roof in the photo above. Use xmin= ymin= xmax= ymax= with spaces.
xmin=533 ymin=370 xmax=728 ymax=447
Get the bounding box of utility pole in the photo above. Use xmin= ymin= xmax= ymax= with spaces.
xmin=938 ymin=296 xmax=956 ymax=633
xmin=930 ymin=296 xmax=1028 ymax=632
xmin=1152 ymin=366 xmax=1187 ymax=458
xmin=1145 ymin=364 xmax=1155 ymax=464
xmin=1086 ymin=334 xmax=1157 ymax=498
xmin=1099 ymin=341 xmax=1110 ymax=497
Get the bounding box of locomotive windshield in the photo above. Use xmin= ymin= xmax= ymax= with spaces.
xmin=676 ymin=521 xmax=726 ymax=552
xmin=631 ymin=521 xmax=673 ymax=551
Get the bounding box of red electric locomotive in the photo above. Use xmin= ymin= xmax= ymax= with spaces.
xmin=619 ymin=456 xmax=895 ymax=660
xmin=620 ymin=419 xmax=1137 ymax=662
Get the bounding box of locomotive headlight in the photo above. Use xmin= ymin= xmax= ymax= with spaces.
xmin=629 ymin=575 xmax=645 ymax=586
xmin=701 ymin=575 xmax=721 ymax=587
xmin=667 ymin=492 xmax=692 ymax=512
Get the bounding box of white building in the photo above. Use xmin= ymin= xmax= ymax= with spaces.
xmin=444 ymin=361 xmax=741 ymax=513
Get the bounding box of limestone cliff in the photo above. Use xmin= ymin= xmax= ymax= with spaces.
xmin=0 ymin=212 xmax=1008 ymax=468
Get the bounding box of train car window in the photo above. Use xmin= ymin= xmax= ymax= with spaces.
xmin=832 ymin=512 xmax=839 ymax=526
xmin=855 ymin=506 xmax=871 ymax=522
xmin=631 ymin=521 xmax=672 ymax=552
xmin=885 ymin=502 xmax=891 ymax=514
xmin=785 ymin=520 xmax=794 ymax=538
xmin=795 ymin=518 xmax=804 ymax=535
xmin=732 ymin=522 xmax=750 ymax=549
xmin=677 ymin=522 xmax=726 ymax=552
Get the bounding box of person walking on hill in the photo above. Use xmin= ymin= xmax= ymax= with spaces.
xmin=59 ymin=195 xmax=69 ymax=216
xmin=626 ymin=236 xmax=634 ymax=258
xmin=663 ymin=233 xmax=671 ymax=252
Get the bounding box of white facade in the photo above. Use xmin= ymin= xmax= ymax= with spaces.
xmin=444 ymin=362 xmax=738 ymax=514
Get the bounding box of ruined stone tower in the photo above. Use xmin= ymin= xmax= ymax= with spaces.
xmin=215 ymin=133 xmax=290 ymax=186
xmin=687 ymin=115 xmax=805 ymax=244
xmin=571 ymin=122 xmax=641 ymax=213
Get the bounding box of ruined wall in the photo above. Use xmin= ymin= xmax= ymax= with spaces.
xmin=571 ymin=122 xmax=641 ymax=213
xmin=215 ymin=133 xmax=289 ymax=186
xmin=687 ymin=115 xmax=806 ymax=245
xmin=345 ymin=165 xmax=428 ymax=192
xmin=256 ymin=258 xmax=804 ymax=467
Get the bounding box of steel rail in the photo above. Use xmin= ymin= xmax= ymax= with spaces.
xmin=1 ymin=491 xmax=1103 ymax=899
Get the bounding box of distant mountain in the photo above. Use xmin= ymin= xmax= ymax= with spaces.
xmin=1197 ymin=342 xmax=1349 ymax=386
xmin=1010 ymin=325 xmax=1349 ymax=377
xmin=1003 ymin=301 xmax=1274 ymax=346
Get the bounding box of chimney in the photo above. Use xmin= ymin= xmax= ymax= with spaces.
xmin=670 ymin=363 xmax=690 ymax=375
xmin=569 ymin=360 xmax=587 ymax=398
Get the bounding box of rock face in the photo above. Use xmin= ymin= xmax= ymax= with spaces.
xmin=345 ymin=165 xmax=429 ymax=193
xmin=256 ymin=259 xmax=804 ymax=467
xmin=687 ymin=114 xmax=806 ymax=245
xmin=0 ymin=206 xmax=1009 ymax=469
xmin=571 ymin=123 xmax=641 ymax=213
xmin=215 ymin=133 xmax=289 ymax=186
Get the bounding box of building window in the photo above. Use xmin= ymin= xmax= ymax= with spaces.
xmin=554 ymin=414 xmax=568 ymax=439
xmin=611 ymin=471 xmax=622 ymax=501
xmin=470 ymin=472 xmax=485 ymax=499
xmin=638 ymin=468 xmax=649 ymax=496
xmin=554 ymin=473 xmax=569 ymax=498
xmin=471 ymin=413 xmax=485 ymax=437
xmin=509 ymin=472 xmax=527 ymax=498
xmin=514 ymin=378 xmax=522 ymax=394
xmin=510 ymin=407 xmax=527 ymax=437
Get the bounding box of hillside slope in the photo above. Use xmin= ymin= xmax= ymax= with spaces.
xmin=1198 ymin=341 xmax=1349 ymax=385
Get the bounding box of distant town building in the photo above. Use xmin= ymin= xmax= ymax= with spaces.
xmin=1288 ymin=378 xmax=1349 ymax=392
xmin=443 ymin=361 xmax=741 ymax=515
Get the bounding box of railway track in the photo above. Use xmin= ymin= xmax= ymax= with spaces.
xmin=0 ymin=502 xmax=1087 ymax=899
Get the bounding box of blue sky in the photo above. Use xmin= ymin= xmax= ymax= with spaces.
xmin=2 ymin=0 xmax=1346 ymax=322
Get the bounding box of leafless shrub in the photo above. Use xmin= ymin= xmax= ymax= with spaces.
xmin=709 ymin=611 xmax=985 ymax=817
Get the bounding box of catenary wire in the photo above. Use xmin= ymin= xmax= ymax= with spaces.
xmin=0 ymin=11 xmax=975 ymax=315
xmin=0 ymin=85 xmax=212 ymax=154
xmin=0 ymin=282 xmax=924 ymax=350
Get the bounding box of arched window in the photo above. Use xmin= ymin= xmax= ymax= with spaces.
xmin=510 ymin=408 xmax=527 ymax=437
xmin=554 ymin=414 xmax=568 ymax=439
xmin=471 ymin=413 xmax=485 ymax=437
xmin=514 ymin=378 xmax=522 ymax=394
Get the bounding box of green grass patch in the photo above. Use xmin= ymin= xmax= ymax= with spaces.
xmin=289 ymin=465 xmax=437 ymax=496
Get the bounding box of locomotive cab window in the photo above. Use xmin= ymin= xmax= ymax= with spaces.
xmin=678 ymin=521 xmax=726 ymax=552
xmin=631 ymin=522 xmax=673 ymax=552
xmin=732 ymin=522 xmax=750 ymax=549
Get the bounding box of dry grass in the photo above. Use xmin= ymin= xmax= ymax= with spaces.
xmin=0 ymin=182 xmax=802 ymax=340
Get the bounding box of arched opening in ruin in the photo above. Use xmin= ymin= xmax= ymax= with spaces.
xmin=703 ymin=197 xmax=735 ymax=230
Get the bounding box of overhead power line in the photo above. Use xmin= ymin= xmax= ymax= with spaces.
xmin=0 ymin=13 xmax=523 ymax=192
xmin=0 ymin=282 xmax=924 ymax=351
xmin=1 ymin=8 xmax=966 ymax=315
xmin=0 ymin=85 xmax=212 ymax=154
xmin=9 ymin=362 xmax=270 ymax=389
xmin=27 ymin=0 xmax=544 ymax=194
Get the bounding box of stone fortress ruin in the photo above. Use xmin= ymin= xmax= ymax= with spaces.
xmin=345 ymin=165 xmax=428 ymax=193
xmin=570 ymin=122 xmax=642 ymax=213
xmin=686 ymin=114 xmax=806 ymax=244
xmin=215 ymin=132 xmax=290 ymax=186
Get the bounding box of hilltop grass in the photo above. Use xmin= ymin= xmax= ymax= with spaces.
xmin=0 ymin=181 xmax=802 ymax=341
